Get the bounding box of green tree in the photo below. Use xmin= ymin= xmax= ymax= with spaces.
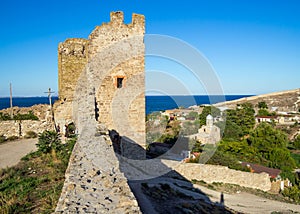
xmin=157 ymin=134 xmax=177 ymax=144
xmin=247 ymin=122 xmax=296 ymax=171
xmin=258 ymin=101 xmax=268 ymax=109
xmin=225 ymin=103 xmax=255 ymax=136
xmin=189 ymin=138 xmax=202 ymax=152
xmin=282 ymin=186 xmax=300 ymax=203
xmin=267 ymin=148 xmax=296 ymax=170
xmin=206 ymin=149 xmax=250 ymax=171
xmin=248 ymin=122 xmax=288 ymax=151
xmin=258 ymin=109 xmax=271 ymax=116
xmin=199 ymin=106 xmax=220 ymax=127
xmin=222 ymin=120 xmax=243 ymax=141
xmin=292 ymin=135 xmax=300 ymax=150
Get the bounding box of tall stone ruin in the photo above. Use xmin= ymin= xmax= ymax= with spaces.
xmin=54 ymin=11 xmax=145 ymax=146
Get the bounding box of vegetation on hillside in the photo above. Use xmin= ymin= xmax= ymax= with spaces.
xmin=0 ymin=111 xmax=39 ymax=121
xmin=0 ymin=131 xmax=76 ymax=213
xmin=148 ymin=102 xmax=300 ymax=203
xmin=199 ymin=106 xmax=220 ymax=127
xmin=204 ymin=103 xmax=300 ymax=203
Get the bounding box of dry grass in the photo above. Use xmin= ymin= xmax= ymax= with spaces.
xmin=0 ymin=137 xmax=76 ymax=213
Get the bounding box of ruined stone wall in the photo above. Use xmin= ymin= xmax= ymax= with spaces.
xmin=55 ymin=124 xmax=141 ymax=213
xmin=88 ymin=12 xmax=145 ymax=58
xmin=0 ymin=120 xmax=53 ymax=138
xmin=172 ymin=163 xmax=271 ymax=192
xmin=95 ymin=57 xmax=145 ymax=144
xmin=55 ymin=11 xmax=145 ymax=146
xmin=58 ymin=38 xmax=89 ymax=102
xmin=88 ymin=11 xmax=145 ymax=145
xmin=0 ymin=105 xmax=54 ymax=137
xmin=54 ymin=39 xmax=89 ymax=129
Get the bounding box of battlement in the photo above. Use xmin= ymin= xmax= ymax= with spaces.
xmin=58 ymin=38 xmax=88 ymax=57
xmin=110 ymin=11 xmax=124 ymax=25
xmin=132 ymin=13 xmax=145 ymax=26
xmin=109 ymin=11 xmax=145 ymax=28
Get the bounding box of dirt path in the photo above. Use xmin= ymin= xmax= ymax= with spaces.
xmin=194 ymin=184 xmax=300 ymax=213
xmin=0 ymin=138 xmax=38 ymax=169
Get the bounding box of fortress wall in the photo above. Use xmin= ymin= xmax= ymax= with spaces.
xmin=55 ymin=11 xmax=146 ymax=146
xmin=172 ymin=163 xmax=272 ymax=192
xmin=95 ymin=57 xmax=145 ymax=144
xmin=54 ymin=13 xmax=146 ymax=211
xmin=55 ymin=39 xmax=89 ymax=128
xmin=88 ymin=12 xmax=145 ymax=59
xmin=0 ymin=105 xmax=54 ymax=138
xmin=55 ymin=125 xmax=141 ymax=213
xmin=58 ymin=39 xmax=89 ymax=102
xmin=0 ymin=120 xmax=53 ymax=138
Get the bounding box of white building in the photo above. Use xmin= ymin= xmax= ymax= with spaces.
xmin=189 ymin=114 xmax=221 ymax=145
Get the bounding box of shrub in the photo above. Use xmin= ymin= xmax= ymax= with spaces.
xmin=0 ymin=135 xmax=6 ymax=144
xmin=0 ymin=112 xmax=11 ymax=121
xmin=6 ymin=136 xmax=19 ymax=141
xmin=0 ymin=111 xmax=39 ymax=121
xmin=293 ymin=135 xmax=300 ymax=150
xmin=24 ymin=131 xmax=38 ymax=139
xmin=13 ymin=111 xmax=39 ymax=121
xmin=281 ymin=186 xmax=300 ymax=203
xmin=36 ymin=131 xmax=62 ymax=153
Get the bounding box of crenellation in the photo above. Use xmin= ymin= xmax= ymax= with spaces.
xmin=132 ymin=13 xmax=145 ymax=30
xmin=110 ymin=11 xmax=124 ymax=25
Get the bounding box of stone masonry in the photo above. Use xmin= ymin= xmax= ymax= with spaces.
xmin=55 ymin=12 xmax=145 ymax=213
xmin=55 ymin=123 xmax=141 ymax=213
xmin=165 ymin=161 xmax=272 ymax=192
xmin=54 ymin=11 xmax=146 ymax=146
xmin=0 ymin=105 xmax=54 ymax=138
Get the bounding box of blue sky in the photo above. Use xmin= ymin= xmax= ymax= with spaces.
xmin=0 ymin=0 xmax=299 ymax=96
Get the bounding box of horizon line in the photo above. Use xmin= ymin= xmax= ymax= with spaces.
xmin=0 ymin=94 xmax=255 ymax=98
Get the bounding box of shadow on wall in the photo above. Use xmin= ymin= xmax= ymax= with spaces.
xmin=109 ymin=130 xmax=234 ymax=214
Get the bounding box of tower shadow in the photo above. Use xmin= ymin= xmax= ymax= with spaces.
xmin=109 ymin=130 xmax=234 ymax=214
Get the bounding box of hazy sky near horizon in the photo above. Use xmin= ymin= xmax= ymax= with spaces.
xmin=0 ymin=0 xmax=299 ymax=96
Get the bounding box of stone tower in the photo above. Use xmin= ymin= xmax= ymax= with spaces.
xmin=206 ymin=114 xmax=214 ymax=127
xmin=54 ymin=12 xmax=146 ymax=146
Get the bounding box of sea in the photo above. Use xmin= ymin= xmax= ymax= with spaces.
xmin=0 ymin=95 xmax=252 ymax=115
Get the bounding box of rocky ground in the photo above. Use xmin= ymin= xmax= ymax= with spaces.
xmin=117 ymin=138 xmax=300 ymax=214
xmin=214 ymin=88 xmax=300 ymax=113
xmin=127 ymin=168 xmax=300 ymax=214
xmin=0 ymin=104 xmax=50 ymax=120
xmin=129 ymin=172 xmax=235 ymax=214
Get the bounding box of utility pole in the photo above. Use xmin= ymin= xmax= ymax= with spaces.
xmin=10 ymin=83 xmax=13 ymax=118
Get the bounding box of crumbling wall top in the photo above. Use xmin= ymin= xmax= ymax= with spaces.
xmin=108 ymin=11 xmax=145 ymax=28
xmin=58 ymin=38 xmax=88 ymax=57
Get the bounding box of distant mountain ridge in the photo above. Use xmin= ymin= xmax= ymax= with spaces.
xmin=214 ymin=88 xmax=300 ymax=112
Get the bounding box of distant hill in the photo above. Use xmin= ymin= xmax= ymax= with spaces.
xmin=214 ymin=88 xmax=300 ymax=112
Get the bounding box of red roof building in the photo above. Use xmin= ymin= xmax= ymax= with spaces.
xmin=241 ymin=162 xmax=281 ymax=179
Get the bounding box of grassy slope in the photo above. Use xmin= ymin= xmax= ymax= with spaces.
xmin=0 ymin=138 xmax=76 ymax=214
